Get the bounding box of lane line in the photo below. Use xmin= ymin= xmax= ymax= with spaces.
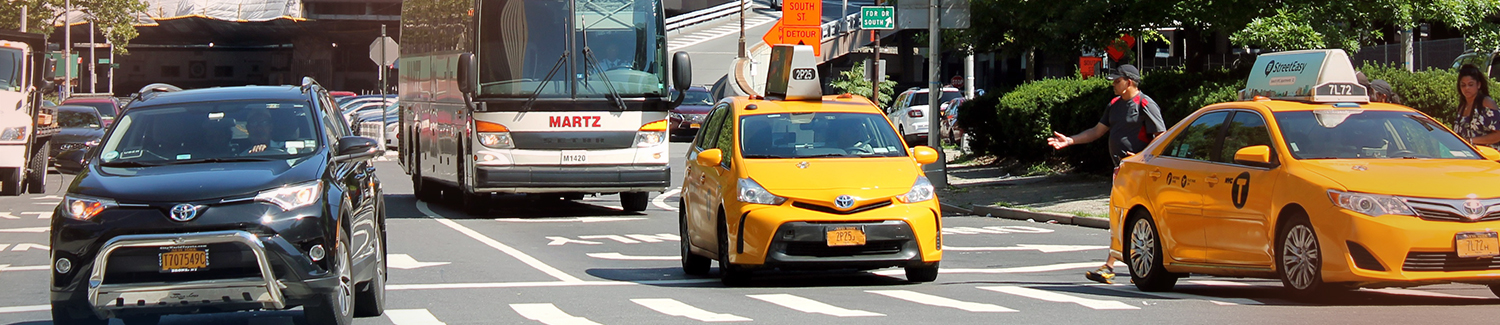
xmin=587 ymin=252 xmax=680 ymax=261
xmin=386 ymin=279 xmax=719 ymax=291
xmin=1087 ymin=284 xmax=1263 ymax=305
xmin=0 ymin=264 xmax=50 ymax=273
xmin=511 ymin=303 xmax=602 ymax=325
xmin=0 ymin=226 xmax=49 ymax=233
xmin=0 ymin=304 xmax=48 ymax=314
xmin=872 ymin=261 xmax=1126 ymax=276
xmin=417 ymin=201 xmax=582 ymax=282
xmin=1187 ymin=280 xmax=1261 ymax=287
xmin=1362 ymin=288 xmax=1494 ymax=300
xmin=632 ymin=298 xmax=752 ymax=322
xmin=747 ymin=294 xmax=884 ymax=317
xmin=978 ymin=286 xmax=1140 ymax=310
xmin=653 ymin=188 xmax=681 ymax=211
xmin=387 ymin=309 xmax=448 ymax=325
xmin=866 ymin=290 xmax=1017 ymax=312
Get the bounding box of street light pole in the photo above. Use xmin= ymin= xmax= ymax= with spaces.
xmin=64 ymin=0 xmax=71 ymax=98
xmin=737 ymin=0 xmax=746 ymax=58
xmin=925 ymin=0 xmax=946 ymax=188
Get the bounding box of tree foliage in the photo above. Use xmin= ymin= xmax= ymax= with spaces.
xmin=0 ymin=0 xmax=150 ymax=54
xmin=1230 ymin=0 xmax=1500 ymax=53
xmin=830 ymin=61 xmax=899 ymax=108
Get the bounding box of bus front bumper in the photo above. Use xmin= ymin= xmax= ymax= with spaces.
xmin=474 ymin=164 xmax=670 ymax=193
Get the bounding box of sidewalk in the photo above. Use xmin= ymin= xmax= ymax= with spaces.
xmin=936 ymin=148 xmax=1112 ymax=229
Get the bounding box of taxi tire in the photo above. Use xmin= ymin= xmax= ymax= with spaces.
xmin=718 ymin=215 xmax=751 ymax=286
xmin=1125 ymin=214 xmax=1178 ymax=292
xmin=1277 ymin=216 xmax=1325 ymax=294
xmin=305 ymin=232 xmax=355 ymax=325
xmin=680 ymin=199 xmax=711 ymax=276
xmin=905 ymin=262 xmax=939 ymax=282
xmin=622 ymin=192 xmax=649 ymax=212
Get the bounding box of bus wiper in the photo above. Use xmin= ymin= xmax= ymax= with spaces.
xmin=521 ymin=53 xmax=571 ymax=112
xmin=581 ymin=46 xmax=629 ymax=111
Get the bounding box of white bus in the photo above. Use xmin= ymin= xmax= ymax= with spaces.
xmin=398 ymin=0 xmax=691 ymax=214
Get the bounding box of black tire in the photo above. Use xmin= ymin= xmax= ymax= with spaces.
xmin=681 ymin=199 xmax=710 ymax=276
xmin=412 ymin=154 xmax=440 ymax=203
xmin=50 ymin=300 xmax=107 ymax=325
xmin=1125 ymin=213 xmax=1178 ymax=292
xmin=305 ymin=232 xmax=355 ymax=325
xmin=1277 ymin=215 xmax=1325 ymax=294
xmin=717 ymin=213 xmax=750 ymax=286
xmin=120 ymin=314 xmax=161 ymax=325
xmin=1489 ymin=284 xmax=1500 ymax=298
xmin=621 ymin=192 xmax=649 ymax=212
xmin=905 ymin=262 xmax=940 ymax=282
xmin=354 ymin=220 xmax=387 ymax=317
xmin=26 ymin=142 xmax=47 ymax=194
xmin=461 ymin=190 xmax=489 ymax=216
xmin=563 ymin=193 xmax=585 ymax=201
xmin=0 ymin=168 xmax=20 ymax=196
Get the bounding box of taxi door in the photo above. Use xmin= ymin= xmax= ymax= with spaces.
xmin=1201 ymin=110 xmax=1282 ymax=266
xmin=685 ymin=104 xmax=732 ymax=254
xmin=1148 ymin=111 xmax=1233 ymax=263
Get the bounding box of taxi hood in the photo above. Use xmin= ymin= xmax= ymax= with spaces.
xmin=1299 ymin=159 xmax=1500 ymax=198
xmin=741 ymin=158 xmax=920 ymax=200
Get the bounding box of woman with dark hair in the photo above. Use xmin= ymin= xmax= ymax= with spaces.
xmin=1456 ymin=64 xmax=1500 ymax=149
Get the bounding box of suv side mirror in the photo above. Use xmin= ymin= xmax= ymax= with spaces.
xmin=1233 ymin=145 xmax=1276 ymax=168
xmin=457 ymin=52 xmax=477 ymax=95
xmin=334 ymin=136 xmax=381 ymax=162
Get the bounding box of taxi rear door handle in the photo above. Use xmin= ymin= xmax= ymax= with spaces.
xmin=1149 ymin=169 xmax=1162 ymax=179
xmin=1205 ymin=174 xmax=1220 ymax=186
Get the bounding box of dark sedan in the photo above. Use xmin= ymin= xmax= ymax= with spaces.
xmin=669 ymin=86 xmax=712 ymax=138
xmin=50 ymin=105 xmax=106 ymax=174
xmin=50 ymin=80 xmax=388 ymax=325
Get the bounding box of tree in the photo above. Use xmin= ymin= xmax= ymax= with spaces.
xmin=1230 ymin=0 xmax=1500 ymax=54
xmin=830 ymin=61 xmax=898 ymax=108
xmin=0 ymin=0 xmax=150 ymax=54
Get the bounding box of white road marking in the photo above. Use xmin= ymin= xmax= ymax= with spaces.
xmin=0 ymin=212 xmax=15 ymax=219
xmin=418 ymin=201 xmax=582 ymax=282
xmin=866 ymin=290 xmax=1017 ymax=312
xmin=386 ymin=309 xmax=447 ymax=325
xmin=33 ymin=202 xmax=58 ymax=205
xmin=747 ymin=294 xmax=884 ymax=317
xmin=0 ymin=244 xmax=7 ymax=251
xmin=0 ymin=226 xmax=48 ymax=233
xmin=546 ymin=237 xmax=604 ymax=246
xmin=0 ymin=304 xmax=48 ymax=314
xmin=22 ymin=211 xmax=50 ymax=219
xmin=941 ymin=225 xmax=1056 ymax=235
xmin=579 ymin=235 xmax=640 ymax=244
xmin=495 ymin=217 xmax=646 ymax=223
xmin=941 ymin=244 xmax=1107 ymax=253
xmin=31 ymin=195 xmax=60 ymax=200
xmin=387 ymin=279 xmax=718 ymax=291
xmin=9 ymin=243 xmax=48 ymax=251
xmin=978 ymin=286 xmax=1140 ymax=310
xmin=1362 ymin=288 xmax=1494 ymax=299
xmin=1087 ymin=284 xmax=1263 ymax=305
xmin=668 ymin=16 xmax=779 ymax=51
xmin=872 ymin=261 xmax=1126 ymax=276
xmin=586 ymin=252 xmax=679 ymax=261
xmin=0 ymin=264 xmax=51 ymax=273
xmin=387 ymin=254 xmax=451 ymax=270
xmin=653 ymin=188 xmax=681 ymax=211
xmin=1187 ymin=280 xmax=1260 ymax=287
xmin=632 ymin=298 xmax=752 ymax=322
xmin=511 ymin=303 xmax=601 ymax=325
xmin=625 ymin=234 xmax=679 ymax=242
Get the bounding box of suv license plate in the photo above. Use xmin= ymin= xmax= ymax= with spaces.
xmin=1456 ymin=231 xmax=1499 ymax=258
xmin=826 ymin=227 xmax=866 ymax=247
xmin=160 ymin=246 xmax=209 ymax=273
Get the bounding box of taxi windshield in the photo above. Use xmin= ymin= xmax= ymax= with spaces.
xmin=98 ymin=101 xmax=321 ymax=165
xmin=739 ymin=112 xmax=907 ymax=159
xmin=1275 ymin=110 xmax=1480 ymax=160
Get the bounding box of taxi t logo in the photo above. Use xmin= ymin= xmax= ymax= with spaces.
xmin=1230 ymin=172 xmax=1251 ymax=209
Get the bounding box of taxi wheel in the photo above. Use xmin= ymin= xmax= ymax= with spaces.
xmin=1126 ymin=214 xmax=1177 ymax=292
xmin=1277 ymin=216 xmax=1325 ymax=293
xmin=681 ymin=199 xmax=711 ymax=276
xmin=718 ymin=215 xmax=751 ymax=286
xmin=905 ymin=262 xmax=939 ymax=282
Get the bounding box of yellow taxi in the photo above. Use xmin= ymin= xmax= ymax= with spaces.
xmin=679 ymin=45 xmax=943 ymax=285
xmin=1111 ymin=49 xmax=1500 ymax=296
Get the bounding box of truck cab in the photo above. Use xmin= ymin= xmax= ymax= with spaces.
xmin=0 ymin=30 xmax=58 ymax=195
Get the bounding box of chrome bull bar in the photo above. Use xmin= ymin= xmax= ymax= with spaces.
xmin=87 ymin=230 xmax=285 ymax=318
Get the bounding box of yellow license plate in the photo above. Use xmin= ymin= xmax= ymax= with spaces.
xmin=690 ymin=123 xmax=701 ymax=128
xmin=160 ymin=246 xmax=209 ymax=273
xmin=826 ymin=227 xmax=866 ymax=247
xmin=1456 ymin=232 xmax=1500 ymax=258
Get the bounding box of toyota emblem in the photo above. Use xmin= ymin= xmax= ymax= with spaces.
xmin=834 ymin=195 xmax=855 ymax=209
xmin=169 ymin=204 xmax=200 ymax=222
xmin=1464 ymin=199 xmax=1485 ymax=220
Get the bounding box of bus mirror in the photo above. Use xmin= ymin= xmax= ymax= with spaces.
xmin=673 ymin=51 xmax=691 ymax=92
xmin=458 ymin=52 xmax=477 ymax=95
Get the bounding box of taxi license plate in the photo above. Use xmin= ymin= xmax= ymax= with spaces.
xmin=690 ymin=123 xmax=701 ymax=128
xmin=1456 ymin=231 xmax=1500 ymax=258
xmin=826 ymin=227 xmax=866 ymax=247
xmin=159 ymin=246 xmax=208 ymax=273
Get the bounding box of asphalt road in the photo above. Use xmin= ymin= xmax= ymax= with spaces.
xmin=1 ymin=142 xmax=1499 ymax=324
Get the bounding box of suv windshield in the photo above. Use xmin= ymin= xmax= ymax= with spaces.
xmin=57 ymin=109 xmax=101 ymax=128
xmin=69 ymin=101 xmax=117 ymax=119
xmin=0 ymin=47 xmax=20 ymax=91
xmin=684 ymin=89 xmax=713 ymax=106
xmin=98 ymin=100 xmax=321 ymax=165
xmin=1275 ymin=110 xmax=1480 ymax=159
xmin=740 ymin=112 xmax=908 ymax=159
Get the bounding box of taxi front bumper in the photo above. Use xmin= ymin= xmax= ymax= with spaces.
xmin=1318 ymin=205 xmax=1500 ymax=286
xmin=727 ymin=200 xmax=942 ymax=268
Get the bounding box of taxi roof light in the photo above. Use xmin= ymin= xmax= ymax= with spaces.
xmin=764 ymin=45 xmax=822 ymax=102
xmin=1240 ymin=49 xmax=1369 ymax=104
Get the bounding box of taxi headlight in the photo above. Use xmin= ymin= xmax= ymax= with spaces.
xmin=479 ymin=132 xmax=514 ymax=149
xmin=738 ymin=178 xmax=786 ymax=205
xmin=898 ymin=176 xmax=936 ymax=203
xmin=257 ymin=180 xmax=323 ymax=211
xmin=1327 ymin=190 xmax=1414 ymax=217
xmin=64 ymin=194 xmax=116 ymax=220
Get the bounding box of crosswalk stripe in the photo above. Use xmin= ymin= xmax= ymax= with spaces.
xmin=977 ymin=286 xmax=1140 ymax=310
xmin=866 ymin=290 xmax=1017 ymax=312
xmin=387 ymin=309 xmax=447 ymax=325
xmin=1086 ymin=284 xmax=1263 ymax=305
xmin=1362 ymin=288 xmax=1492 ymax=299
xmin=632 ymin=298 xmax=752 ymax=322
xmin=511 ymin=303 xmax=602 ymax=325
xmin=747 ymin=294 xmax=884 ymax=317
xmin=1187 ymin=280 xmax=1259 ymax=287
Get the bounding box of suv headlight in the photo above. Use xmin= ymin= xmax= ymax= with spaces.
xmin=64 ymin=194 xmax=116 ymax=220
xmin=1328 ymin=190 xmax=1414 ymax=217
xmin=257 ymin=180 xmax=323 ymax=211
xmin=738 ymin=178 xmax=786 ymax=205
xmin=898 ymin=176 xmax=936 ymax=203
xmin=0 ymin=126 xmax=26 ymax=141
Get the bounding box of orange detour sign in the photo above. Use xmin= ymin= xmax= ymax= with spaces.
xmin=763 ymin=0 xmax=823 ymax=56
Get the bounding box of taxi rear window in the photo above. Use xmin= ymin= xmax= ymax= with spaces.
xmin=1275 ymin=110 xmax=1479 ymax=159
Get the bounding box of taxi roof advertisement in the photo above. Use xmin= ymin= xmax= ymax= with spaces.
xmin=1243 ymin=49 xmax=1369 ymax=103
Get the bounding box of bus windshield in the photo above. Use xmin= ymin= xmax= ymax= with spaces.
xmin=476 ymin=0 xmax=667 ymax=99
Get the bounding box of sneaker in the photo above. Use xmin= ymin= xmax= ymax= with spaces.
xmin=1085 ymin=268 xmax=1115 ymax=284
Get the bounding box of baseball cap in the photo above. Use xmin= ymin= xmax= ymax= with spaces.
xmin=1107 ymin=64 xmax=1142 ymax=83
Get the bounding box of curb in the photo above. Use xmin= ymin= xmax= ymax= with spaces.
xmin=970 ymin=205 xmax=1110 ymax=230
xmin=939 ymin=202 xmax=972 ymax=215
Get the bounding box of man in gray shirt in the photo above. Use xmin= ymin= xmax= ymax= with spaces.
xmin=1045 ymin=64 xmax=1166 ymax=283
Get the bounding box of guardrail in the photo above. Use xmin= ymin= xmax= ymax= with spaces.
xmin=357 ymin=121 xmax=387 ymax=152
xmin=822 ymin=12 xmax=861 ymax=40
xmin=665 ymin=0 xmax=754 ymax=31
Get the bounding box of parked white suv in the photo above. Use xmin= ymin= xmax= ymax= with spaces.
xmin=886 ymin=87 xmax=962 ymax=146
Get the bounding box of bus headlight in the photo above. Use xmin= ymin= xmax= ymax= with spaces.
xmin=479 ymin=132 xmax=514 ymax=149
xmin=635 ymin=131 xmax=665 ymax=147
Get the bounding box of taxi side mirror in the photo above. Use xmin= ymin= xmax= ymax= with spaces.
xmin=1233 ymin=145 xmax=1276 ymax=168
xmin=696 ymin=148 xmax=723 ymax=167
xmin=1476 ymin=146 xmax=1500 ymax=161
xmin=911 ymin=146 xmax=939 ymax=165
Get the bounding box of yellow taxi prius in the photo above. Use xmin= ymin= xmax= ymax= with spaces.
xmin=1111 ymin=49 xmax=1500 ymax=296
xmin=679 ymin=45 xmax=944 ymax=286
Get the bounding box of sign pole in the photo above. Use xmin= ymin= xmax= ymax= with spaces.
xmin=925 ymin=0 xmax=946 ymax=189
xmin=380 ymin=24 xmax=388 ymax=149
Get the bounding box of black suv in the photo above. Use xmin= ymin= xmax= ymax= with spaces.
xmin=49 ymin=79 xmax=388 ymax=325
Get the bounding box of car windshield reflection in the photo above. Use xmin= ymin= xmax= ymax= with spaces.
xmin=739 ymin=112 xmax=908 ymax=159
xmin=97 ymin=101 xmax=320 ymax=165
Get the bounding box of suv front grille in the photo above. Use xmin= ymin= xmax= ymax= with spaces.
xmin=1401 ymin=251 xmax=1500 ymax=272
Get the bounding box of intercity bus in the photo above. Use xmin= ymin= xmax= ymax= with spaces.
xmin=398 ymin=0 xmax=690 ymax=214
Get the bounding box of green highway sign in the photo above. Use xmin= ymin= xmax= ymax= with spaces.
xmin=861 ymin=6 xmax=895 ymax=30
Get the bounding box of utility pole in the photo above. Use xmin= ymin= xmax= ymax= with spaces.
xmin=925 ymin=0 xmax=946 ymax=188
xmin=89 ymin=21 xmax=95 ymax=93
xmin=380 ymin=24 xmax=388 ymax=147
xmin=64 ymin=0 xmax=71 ymax=98
xmin=738 ymin=0 xmax=746 ymax=58
xmin=869 ymin=0 xmax=880 ymax=107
